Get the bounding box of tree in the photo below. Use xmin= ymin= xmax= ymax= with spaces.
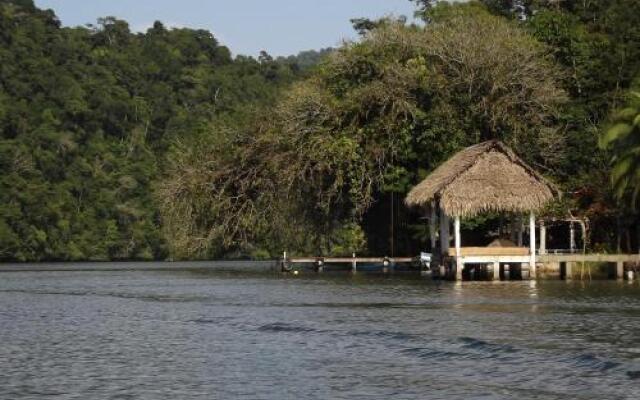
xmin=158 ymin=2 xmax=566 ymax=257
xmin=0 ymin=1 xmax=302 ymax=261
xmin=599 ymin=85 xmax=640 ymax=205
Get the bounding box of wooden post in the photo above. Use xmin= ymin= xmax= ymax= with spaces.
xmin=539 ymin=221 xmax=547 ymax=255
xmin=454 ymin=216 xmax=461 ymax=259
xmin=352 ymin=252 xmax=357 ymax=273
xmin=565 ymin=262 xmax=573 ymax=280
xmin=529 ymin=212 xmax=537 ymax=279
xmin=455 ymin=216 xmax=462 ymax=281
xmin=579 ymin=221 xmax=586 ymax=252
xmin=283 ymin=251 xmax=287 ymax=272
xmin=493 ymin=261 xmax=500 ymax=281
xmin=570 ymin=221 xmax=576 ymax=253
xmin=440 ymin=209 xmax=450 ymax=255
xmin=616 ymin=261 xmax=624 ymax=280
xmin=429 ymin=201 xmax=437 ymax=252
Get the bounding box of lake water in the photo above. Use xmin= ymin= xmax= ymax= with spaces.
xmin=1 ymin=266 xmax=639 ymax=399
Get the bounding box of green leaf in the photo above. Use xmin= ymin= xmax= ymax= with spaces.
xmin=600 ymin=123 xmax=633 ymax=148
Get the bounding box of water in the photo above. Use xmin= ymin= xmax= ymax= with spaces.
xmin=1 ymin=266 xmax=639 ymax=399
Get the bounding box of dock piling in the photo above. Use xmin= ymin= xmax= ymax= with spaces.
xmin=616 ymin=261 xmax=624 ymax=280
xmin=316 ymin=258 xmax=324 ymax=273
xmin=565 ymin=262 xmax=573 ymax=280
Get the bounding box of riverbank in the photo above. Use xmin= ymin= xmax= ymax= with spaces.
xmin=0 ymin=260 xmax=278 ymax=273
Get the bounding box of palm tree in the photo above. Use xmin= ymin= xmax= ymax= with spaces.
xmin=600 ymin=91 xmax=640 ymax=206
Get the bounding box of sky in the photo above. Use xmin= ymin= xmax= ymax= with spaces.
xmin=34 ymin=0 xmax=420 ymax=57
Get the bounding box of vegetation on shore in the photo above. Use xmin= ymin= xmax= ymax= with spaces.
xmin=1 ymin=0 xmax=639 ymax=261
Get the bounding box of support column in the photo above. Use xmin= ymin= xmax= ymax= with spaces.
xmin=454 ymin=217 xmax=461 ymax=259
xmin=440 ymin=209 xmax=450 ymax=255
xmin=429 ymin=201 xmax=437 ymax=252
xmin=352 ymin=252 xmax=357 ymax=273
xmin=616 ymin=261 xmax=624 ymax=280
xmin=455 ymin=216 xmax=462 ymax=281
xmin=570 ymin=222 xmax=576 ymax=253
xmin=539 ymin=221 xmax=547 ymax=255
xmin=493 ymin=261 xmax=500 ymax=281
xmin=529 ymin=212 xmax=537 ymax=279
xmin=455 ymin=261 xmax=463 ymax=280
xmin=565 ymin=262 xmax=573 ymax=280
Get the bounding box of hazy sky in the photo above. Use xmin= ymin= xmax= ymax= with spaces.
xmin=34 ymin=0 xmax=419 ymax=57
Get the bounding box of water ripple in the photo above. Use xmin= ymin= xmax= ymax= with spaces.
xmin=1 ymin=269 xmax=639 ymax=400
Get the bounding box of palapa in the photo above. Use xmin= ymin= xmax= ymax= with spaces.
xmin=405 ymin=140 xmax=558 ymax=218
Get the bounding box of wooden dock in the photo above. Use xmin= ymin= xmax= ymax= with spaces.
xmin=538 ymin=253 xmax=640 ymax=280
xmin=282 ymin=254 xmax=420 ymax=273
xmin=538 ymin=253 xmax=640 ymax=263
xmin=288 ymin=257 xmax=414 ymax=264
xmin=281 ymin=252 xmax=639 ymax=281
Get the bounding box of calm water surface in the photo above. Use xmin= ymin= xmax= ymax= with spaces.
xmin=1 ymin=265 xmax=639 ymax=399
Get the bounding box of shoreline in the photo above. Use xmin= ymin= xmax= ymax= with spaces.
xmin=0 ymin=260 xmax=279 ymax=273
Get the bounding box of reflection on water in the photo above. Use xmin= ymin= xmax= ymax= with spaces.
xmin=1 ymin=266 xmax=639 ymax=400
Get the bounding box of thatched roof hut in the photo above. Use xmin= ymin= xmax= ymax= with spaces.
xmin=405 ymin=140 xmax=558 ymax=218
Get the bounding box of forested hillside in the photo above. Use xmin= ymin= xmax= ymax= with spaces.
xmin=1 ymin=0 xmax=639 ymax=262
xmin=0 ymin=0 xmax=313 ymax=261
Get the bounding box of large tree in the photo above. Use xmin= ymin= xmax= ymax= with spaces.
xmin=158 ymin=2 xmax=566 ymax=258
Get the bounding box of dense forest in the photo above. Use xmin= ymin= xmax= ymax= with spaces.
xmin=1 ymin=0 xmax=639 ymax=262
xmin=0 ymin=0 xmax=313 ymax=260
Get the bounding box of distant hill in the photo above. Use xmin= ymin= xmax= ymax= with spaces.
xmin=0 ymin=0 xmax=304 ymax=261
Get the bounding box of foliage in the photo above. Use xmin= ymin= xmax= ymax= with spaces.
xmin=0 ymin=0 xmax=302 ymax=261
xmin=277 ymin=48 xmax=334 ymax=73
xmin=159 ymin=2 xmax=567 ymax=257
xmin=4 ymin=0 xmax=640 ymax=260
xmin=522 ymin=0 xmax=640 ymax=247
xmin=599 ymin=83 xmax=640 ymax=206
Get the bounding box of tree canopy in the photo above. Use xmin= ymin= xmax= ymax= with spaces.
xmin=0 ymin=0 xmax=310 ymax=261
xmin=158 ymin=3 xmax=568 ymax=258
xmin=2 ymin=0 xmax=640 ymax=261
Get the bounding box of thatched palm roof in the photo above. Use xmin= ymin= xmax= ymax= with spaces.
xmin=405 ymin=140 xmax=558 ymax=217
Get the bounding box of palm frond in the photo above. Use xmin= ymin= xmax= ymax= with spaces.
xmin=600 ymin=123 xmax=633 ymax=148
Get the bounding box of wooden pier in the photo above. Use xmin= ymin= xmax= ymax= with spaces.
xmin=281 ymin=253 xmax=420 ymax=273
xmin=538 ymin=253 xmax=640 ymax=280
xmin=281 ymin=251 xmax=639 ymax=281
xmin=442 ymin=252 xmax=640 ymax=281
xmin=288 ymin=257 xmax=414 ymax=264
